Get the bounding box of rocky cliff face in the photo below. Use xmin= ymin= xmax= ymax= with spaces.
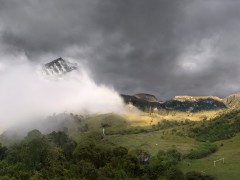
xmin=133 ymin=93 xmax=159 ymax=102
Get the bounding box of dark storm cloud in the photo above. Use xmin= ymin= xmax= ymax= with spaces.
xmin=1 ymin=0 xmax=240 ymax=99
xmin=0 ymin=0 xmax=98 ymax=54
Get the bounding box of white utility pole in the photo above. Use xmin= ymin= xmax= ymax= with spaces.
xmin=102 ymin=128 xmax=105 ymax=136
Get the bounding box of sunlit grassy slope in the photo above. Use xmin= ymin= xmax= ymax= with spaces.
xmin=126 ymin=110 xmax=222 ymax=126
xmin=80 ymin=109 xmax=222 ymax=133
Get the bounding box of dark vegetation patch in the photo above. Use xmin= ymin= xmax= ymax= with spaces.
xmin=186 ymin=143 xmax=218 ymax=159
xmin=186 ymin=171 xmax=216 ymax=180
xmin=121 ymin=94 xmax=226 ymax=112
xmin=0 ymin=129 xmax=216 ymax=179
xmin=162 ymin=99 xmax=226 ymax=112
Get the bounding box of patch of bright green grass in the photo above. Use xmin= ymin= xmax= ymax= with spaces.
xmin=105 ymin=129 xmax=199 ymax=155
xmin=179 ymin=133 xmax=240 ymax=180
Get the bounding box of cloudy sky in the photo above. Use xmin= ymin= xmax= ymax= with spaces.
xmin=1 ymin=0 xmax=240 ymax=100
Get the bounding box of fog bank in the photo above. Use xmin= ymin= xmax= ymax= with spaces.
xmin=0 ymin=52 xmax=125 ymax=131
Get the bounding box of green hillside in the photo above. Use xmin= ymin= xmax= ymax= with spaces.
xmin=1 ymin=107 xmax=240 ymax=179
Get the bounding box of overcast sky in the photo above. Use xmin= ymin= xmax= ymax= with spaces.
xmin=1 ymin=0 xmax=240 ymax=100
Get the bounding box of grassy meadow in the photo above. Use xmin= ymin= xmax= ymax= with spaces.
xmin=179 ymin=134 xmax=240 ymax=180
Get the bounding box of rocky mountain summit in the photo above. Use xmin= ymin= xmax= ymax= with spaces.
xmin=42 ymin=57 xmax=77 ymax=76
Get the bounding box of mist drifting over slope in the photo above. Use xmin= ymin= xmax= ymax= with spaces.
xmin=0 ymin=52 xmax=125 ymax=131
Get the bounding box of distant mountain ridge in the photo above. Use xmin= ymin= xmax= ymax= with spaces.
xmin=173 ymin=96 xmax=223 ymax=102
xmin=121 ymin=93 xmax=228 ymax=112
xmin=120 ymin=94 xmax=162 ymax=111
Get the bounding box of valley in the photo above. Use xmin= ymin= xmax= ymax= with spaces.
xmin=1 ymin=83 xmax=240 ymax=179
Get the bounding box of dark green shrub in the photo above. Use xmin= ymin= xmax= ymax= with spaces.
xmin=186 ymin=171 xmax=216 ymax=180
xmin=186 ymin=143 xmax=218 ymax=159
xmin=167 ymin=167 xmax=185 ymax=180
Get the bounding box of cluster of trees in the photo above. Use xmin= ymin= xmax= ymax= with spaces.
xmin=190 ymin=110 xmax=240 ymax=142
xmin=0 ymin=130 xmax=77 ymax=179
xmin=186 ymin=143 xmax=218 ymax=159
xmin=0 ymin=129 xmax=216 ymax=179
xmin=122 ymin=94 xmax=226 ymax=113
xmin=161 ymin=99 xmax=226 ymax=112
xmin=185 ymin=171 xmax=216 ymax=180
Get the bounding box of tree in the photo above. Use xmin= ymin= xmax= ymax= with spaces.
xmin=167 ymin=167 xmax=185 ymax=180
xmin=47 ymin=131 xmax=77 ymax=159
xmin=157 ymin=149 xmax=182 ymax=165
xmin=0 ymin=143 xmax=7 ymax=160
xmin=113 ymin=146 xmax=128 ymax=157
xmin=78 ymin=160 xmax=98 ymax=180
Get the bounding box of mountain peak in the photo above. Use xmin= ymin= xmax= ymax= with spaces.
xmin=42 ymin=57 xmax=77 ymax=76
